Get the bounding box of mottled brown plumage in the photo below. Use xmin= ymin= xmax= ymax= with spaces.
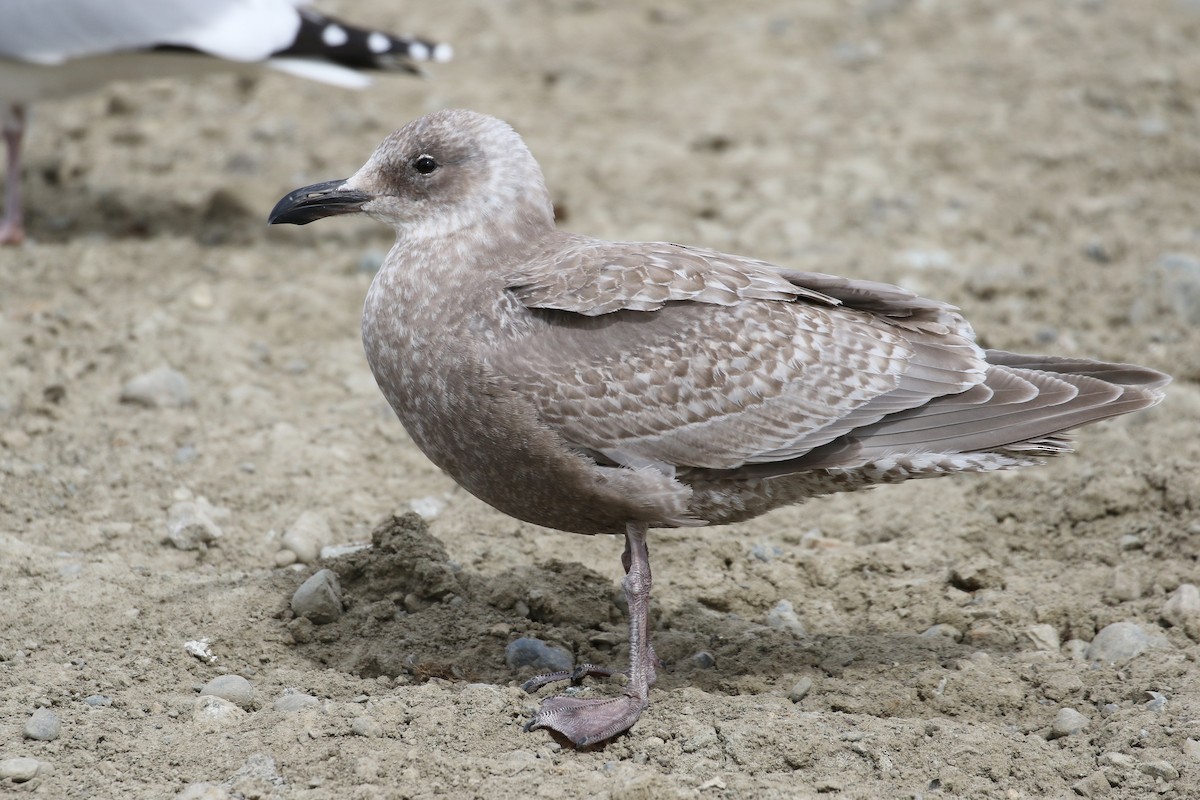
xmin=269 ymin=109 xmax=1169 ymax=746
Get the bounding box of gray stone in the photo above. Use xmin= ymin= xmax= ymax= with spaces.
xmin=689 ymin=651 xmax=716 ymax=669
xmin=789 ymin=677 xmax=813 ymax=703
xmin=281 ymin=511 xmax=332 ymax=564
xmin=1144 ymin=691 xmax=1167 ymax=712
xmin=1048 ymin=707 xmax=1088 ymax=739
xmin=1099 ymin=752 xmax=1136 ymax=770
xmin=0 ymin=757 xmax=40 ymax=783
xmin=83 ymin=694 xmax=112 ymax=707
xmin=191 ymin=695 xmax=245 ymax=727
xmin=199 ymin=675 xmax=256 ymax=710
xmin=291 ymin=569 xmax=343 ymax=624
xmin=504 ymin=637 xmax=573 ymax=672
xmin=1086 ymin=622 xmax=1163 ymax=664
xmin=165 ymin=498 xmax=224 ymax=550
xmin=1161 ymin=584 xmax=1200 ymax=630
xmin=920 ymin=624 xmax=963 ymax=643
xmin=23 ymin=707 xmax=60 ymax=740
xmin=1139 ymin=760 xmax=1179 ymax=781
xmin=1021 ymin=624 xmax=1060 ymax=652
xmin=765 ymin=599 xmax=807 ymax=637
xmin=273 ymin=691 xmax=319 ymax=713
xmin=350 ymin=716 xmax=383 ymax=737
xmin=120 ymin=366 xmax=193 ymax=408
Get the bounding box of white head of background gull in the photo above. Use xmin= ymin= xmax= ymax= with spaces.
xmin=269 ymin=109 xmax=1169 ymax=747
xmin=0 ymin=0 xmax=452 ymax=245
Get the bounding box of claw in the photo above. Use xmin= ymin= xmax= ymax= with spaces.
xmin=526 ymin=692 xmax=648 ymax=747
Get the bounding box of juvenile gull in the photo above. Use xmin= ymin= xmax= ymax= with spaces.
xmin=268 ymin=109 xmax=1170 ymax=746
xmin=0 ymin=0 xmax=452 ymax=244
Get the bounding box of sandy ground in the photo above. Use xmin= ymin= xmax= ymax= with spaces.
xmin=3 ymin=1 xmax=1200 ymax=797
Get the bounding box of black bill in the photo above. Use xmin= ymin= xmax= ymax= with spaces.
xmin=268 ymin=179 xmax=371 ymax=225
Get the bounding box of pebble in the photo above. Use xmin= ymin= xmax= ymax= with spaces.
xmin=1086 ymin=622 xmax=1162 ymax=664
xmin=84 ymin=694 xmax=112 ymax=707
xmin=281 ymin=511 xmax=332 ymax=564
xmin=1062 ymin=639 xmax=1090 ymax=661
xmin=350 ymin=716 xmax=383 ymax=737
xmin=1021 ymin=624 xmax=1060 ymax=652
xmin=1099 ymin=752 xmax=1136 ymax=770
xmin=23 ymin=707 xmax=60 ymax=741
xmin=319 ymin=542 xmax=370 ymax=559
xmin=1139 ymin=759 xmax=1179 ymax=781
xmin=177 ymin=782 xmax=234 ymax=800
xmin=273 ymin=691 xmax=319 ymax=713
xmin=1144 ymin=691 xmax=1167 ymax=712
xmin=409 ymin=495 xmax=448 ymax=520
xmin=1048 ymin=707 xmax=1088 ymax=739
xmin=291 ymin=569 xmax=343 ymax=624
xmin=166 ymin=498 xmax=225 ymax=550
xmin=749 ymin=542 xmax=783 ymax=562
xmin=920 ymin=624 xmax=963 ymax=643
xmin=199 ymin=675 xmax=256 ymax=710
xmin=789 ymin=677 xmax=813 ymax=703
xmin=689 ymin=651 xmax=716 ymax=669
xmin=1184 ymin=738 xmax=1200 ymax=762
xmin=765 ymin=599 xmax=807 ymax=637
xmin=1161 ymin=584 xmax=1200 ymax=631
xmin=119 ymin=366 xmax=193 ymax=408
xmin=191 ymin=695 xmax=246 ymax=727
xmin=504 ymin=637 xmax=573 ymax=673
xmin=0 ymin=757 xmax=41 ymax=783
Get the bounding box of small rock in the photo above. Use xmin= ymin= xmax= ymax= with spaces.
xmin=765 ymin=599 xmax=807 ymax=637
xmin=23 ymin=707 xmax=60 ymax=741
xmin=1062 ymin=639 xmax=1090 ymax=661
xmin=281 ymin=511 xmax=332 ymax=564
xmin=789 ymin=677 xmax=813 ymax=703
xmin=273 ymin=691 xmax=319 ymax=713
xmin=319 ymin=542 xmax=370 ymax=559
xmin=191 ymin=695 xmax=246 ymax=727
xmin=84 ymin=694 xmax=112 ymax=707
xmin=1099 ymin=752 xmax=1136 ymax=770
xmin=1071 ymin=769 xmax=1111 ymax=798
xmin=1183 ymin=738 xmax=1200 ymax=762
xmin=199 ymin=675 xmax=256 ymax=710
xmin=273 ymin=549 xmax=298 ymax=567
xmin=119 ymin=366 xmax=193 ymax=408
xmin=350 ymin=716 xmax=383 ymax=737
xmin=290 ymin=569 xmax=343 ymax=624
xmin=165 ymin=498 xmax=225 ymax=550
xmin=749 ymin=542 xmax=783 ymax=562
xmin=1144 ymin=691 xmax=1167 ymax=712
xmin=1161 ymin=584 xmax=1200 ymax=632
xmin=504 ymin=637 xmax=573 ymax=673
xmin=408 ymin=495 xmax=448 ymax=520
xmin=689 ymin=651 xmax=716 ymax=669
xmin=920 ymin=623 xmax=963 ymax=642
xmin=0 ymin=757 xmax=40 ymax=783
xmin=1049 ymin=707 xmax=1088 ymax=739
xmin=1139 ymin=759 xmax=1179 ymax=781
xmin=1086 ymin=622 xmax=1163 ymax=664
xmin=1021 ymin=624 xmax=1060 ymax=652
xmin=177 ymin=782 xmax=234 ymax=800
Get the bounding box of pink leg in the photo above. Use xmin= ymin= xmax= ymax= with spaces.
xmin=1 ymin=104 xmax=26 ymax=246
xmin=525 ymin=522 xmax=657 ymax=746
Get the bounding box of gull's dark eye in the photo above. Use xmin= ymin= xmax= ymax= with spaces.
xmin=413 ymin=154 xmax=439 ymax=175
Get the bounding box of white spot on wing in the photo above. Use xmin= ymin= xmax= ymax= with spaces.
xmin=367 ymin=31 xmax=391 ymax=54
xmin=322 ymin=24 xmax=348 ymax=47
xmin=432 ymin=42 xmax=454 ymax=62
xmin=408 ymin=41 xmax=430 ymax=61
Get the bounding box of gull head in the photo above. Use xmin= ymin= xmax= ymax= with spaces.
xmin=268 ymin=109 xmax=555 ymax=242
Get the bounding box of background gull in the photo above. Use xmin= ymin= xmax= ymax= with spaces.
xmin=0 ymin=0 xmax=452 ymax=245
xmin=269 ymin=109 xmax=1170 ymax=747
